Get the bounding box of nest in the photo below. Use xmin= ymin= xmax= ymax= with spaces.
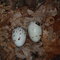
xmin=0 ymin=0 xmax=60 ymax=60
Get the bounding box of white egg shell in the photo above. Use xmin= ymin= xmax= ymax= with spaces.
xmin=12 ymin=27 xmax=26 ymax=47
xmin=28 ymin=21 xmax=42 ymax=42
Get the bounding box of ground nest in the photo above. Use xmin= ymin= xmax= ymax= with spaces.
xmin=0 ymin=0 xmax=60 ymax=60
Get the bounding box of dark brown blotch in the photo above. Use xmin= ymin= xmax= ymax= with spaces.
xmin=18 ymin=37 xmax=20 ymax=40
xmin=36 ymin=22 xmax=40 ymax=26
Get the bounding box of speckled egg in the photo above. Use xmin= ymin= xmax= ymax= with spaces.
xmin=12 ymin=27 xmax=26 ymax=47
xmin=28 ymin=21 xmax=42 ymax=42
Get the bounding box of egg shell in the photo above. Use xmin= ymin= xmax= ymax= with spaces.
xmin=28 ymin=21 xmax=42 ymax=42
xmin=12 ymin=27 xmax=26 ymax=47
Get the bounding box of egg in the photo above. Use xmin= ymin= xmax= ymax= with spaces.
xmin=28 ymin=21 xmax=42 ymax=42
xmin=12 ymin=27 xmax=26 ymax=47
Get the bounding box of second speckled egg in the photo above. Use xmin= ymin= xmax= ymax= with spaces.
xmin=28 ymin=21 xmax=42 ymax=42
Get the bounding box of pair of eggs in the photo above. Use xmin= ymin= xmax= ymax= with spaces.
xmin=12 ymin=21 xmax=42 ymax=47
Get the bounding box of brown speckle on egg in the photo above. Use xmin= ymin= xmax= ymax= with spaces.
xmin=32 ymin=37 xmax=33 ymax=38
xmin=36 ymin=36 xmax=37 ymax=37
xmin=18 ymin=37 xmax=20 ymax=40
xmin=13 ymin=35 xmax=15 ymax=37
xmin=20 ymin=30 xmax=21 ymax=31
